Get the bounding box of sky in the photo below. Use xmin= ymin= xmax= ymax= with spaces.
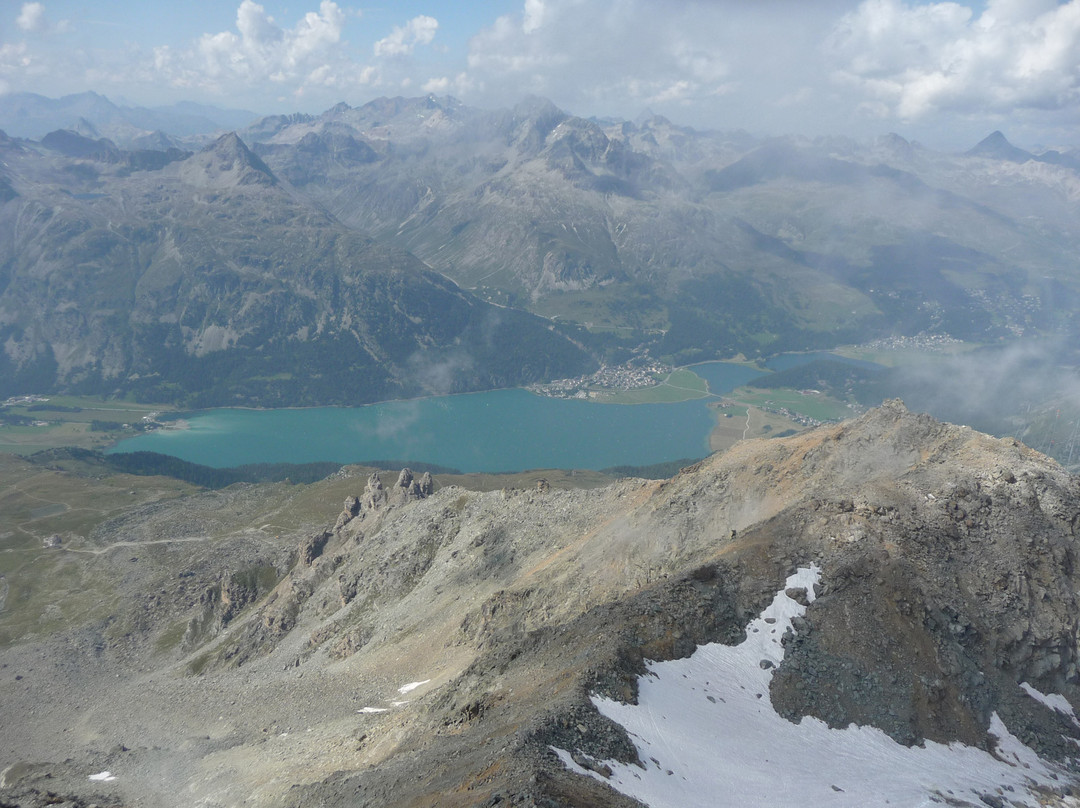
xmin=1 ymin=0 xmax=1079 ymax=149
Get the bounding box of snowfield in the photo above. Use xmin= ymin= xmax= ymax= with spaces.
xmin=555 ymin=567 xmax=1070 ymax=807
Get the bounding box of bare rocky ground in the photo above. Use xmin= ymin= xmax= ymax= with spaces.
xmin=3 ymin=401 xmax=1080 ymax=807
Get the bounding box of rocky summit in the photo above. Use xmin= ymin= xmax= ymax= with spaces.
xmin=3 ymin=401 xmax=1080 ymax=807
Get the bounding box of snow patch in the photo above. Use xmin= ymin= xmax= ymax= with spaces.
xmin=398 ymin=679 xmax=430 ymax=694
xmin=1021 ymin=682 xmax=1080 ymax=727
xmin=554 ymin=565 xmax=1069 ymax=808
xmin=88 ymin=771 xmax=116 ymax=782
xmin=356 ymin=707 xmax=389 ymax=714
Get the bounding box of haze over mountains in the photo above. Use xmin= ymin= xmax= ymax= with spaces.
xmin=0 ymin=91 xmax=258 ymax=146
xmin=244 ymin=96 xmax=1080 ymax=359
xmin=1 ymin=93 xmax=1079 ymax=407
xmin=0 ymin=107 xmax=593 ymax=406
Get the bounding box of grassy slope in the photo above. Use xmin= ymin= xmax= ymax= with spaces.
xmin=0 ymin=452 xmax=198 ymax=646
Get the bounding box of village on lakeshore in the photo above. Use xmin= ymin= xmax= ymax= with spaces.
xmin=529 ymin=360 xmax=673 ymax=399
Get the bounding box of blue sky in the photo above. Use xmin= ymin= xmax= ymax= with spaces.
xmin=2 ymin=0 xmax=1079 ymax=148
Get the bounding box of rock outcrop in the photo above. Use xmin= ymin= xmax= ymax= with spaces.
xmin=360 ymin=472 xmax=387 ymax=511
xmin=333 ymin=495 xmax=361 ymax=530
xmin=358 ymin=468 xmax=433 ymax=514
xmin=393 ymin=468 xmax=434 ymax=502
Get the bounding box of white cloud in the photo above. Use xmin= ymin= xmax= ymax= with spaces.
xmin=422 ymin=72 xmax=473 ymax=96
xmin=373 ymin=15 xmax=438 ymax=58
xmin=236 ymin=0 xmax=282 ymax=48
xmin=828 ymin=0 xmax=1080 ymax=119
xmin=422 ymin=76 xmax=449 ymax=93
xmin=14 ymin=2 xmax=66 ymax=35
xmin=0 ymin=42 xmax=30 ymax=69
xmin=152 ymin=0 xmax=355 ymax=97
xmin=449 ymin=0 xmax=1080 ymax=143
xmin=1 ymin=0 xmax=450 ymax=110
xmin=16 ymin=2 xmax=46 ymax=33
xmin=522 ymin=0 xmax=546 ymax=34
xmin=646 ymin=80 xmax=693 ymax=105
xmin=289 ymin=1 xmax=346 ymax=64
xmin=776 ymin=86 xmax=815 ymax=108
xmin=464 ymin=0 xmax=752 ymax=117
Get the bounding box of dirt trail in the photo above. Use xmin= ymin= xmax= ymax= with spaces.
xmin=61 ymin=536 xmax=213 ymax=555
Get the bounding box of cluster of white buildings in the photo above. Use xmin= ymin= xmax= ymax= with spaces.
xmin=530 ymin=361 xmax=672 ymax=399
xmin=1 ymin=394 xmax=48 ymax=407
xmin=860 ymin=334 xmax=960 ymax=353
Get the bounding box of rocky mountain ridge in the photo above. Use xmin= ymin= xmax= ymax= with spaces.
xmin=2 ymin=402 xmax=1080 ymax=806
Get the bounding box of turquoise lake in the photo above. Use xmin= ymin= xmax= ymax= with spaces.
xmin=107 ymin=360 xmax=816 ymax=472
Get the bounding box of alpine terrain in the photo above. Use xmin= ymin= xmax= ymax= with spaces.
xmin=3 ymin=401 xmax=1080 ymax=807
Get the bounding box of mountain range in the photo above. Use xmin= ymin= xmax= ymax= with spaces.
xmin=2 ymin=95 xmax=1080 ymax=408
xmin=0 ymin=91 xmax=258 ymax=146
xmin=0 ymin=126 xmax=593 ymax=406
xmin=242 ymin=96 xmax=1080 ymax=362
xmin=967 ymin=130 xmax=1080 ymax=172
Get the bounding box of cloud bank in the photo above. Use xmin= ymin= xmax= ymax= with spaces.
xmin=152 ymin=0 xmax=356 ymax=95
xmin=2 ymin=0 xmax=1079 ymax=146
xmin=829 ymin=0 xmax=1080 ymax=120
xmin=463 ymin=0 xmax=737 ymax=111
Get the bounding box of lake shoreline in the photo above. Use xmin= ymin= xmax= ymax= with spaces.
xmin=104 ymin=354 xmax=860 ymax=472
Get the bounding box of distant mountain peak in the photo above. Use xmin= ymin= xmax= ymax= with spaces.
xmin=511 ymin=96 xmax=568 ymax=151
xmin=129 ymin=129 xmax=181 ymax=152
xmin=977 ymin=131 xmax=1012 ymax=150
xmin=0 ymin=91 xmax=260 ymax=143
xmin=513 ymin=95 xmax=563 ymax=119
xmin=61 ymin=90 xmax=110 ymax=103
xmin=967 ymin=130 xmax=1034 ymax=163
xmin=877 ymin=132 xmax=916 ymax=160
xmin=179 ymin=132 xmax=277 ymax=187
xmin=244 ymin=112 xmax=316 ymax=143
xmin=213 ymin=131 xmax=244 ymax=148
xmin=40 ymin=128 xmax=118 ymax=159
xmin=71 ymin=117 xmax=101 ymax=139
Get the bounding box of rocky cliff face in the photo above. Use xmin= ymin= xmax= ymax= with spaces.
xmin=2 ymin=403 xmax=1080 ymax=807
